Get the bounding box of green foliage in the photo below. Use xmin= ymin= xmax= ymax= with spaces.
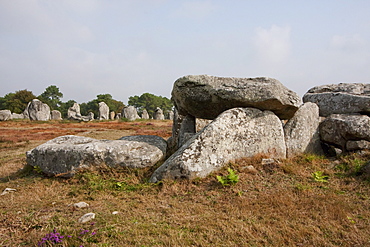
xmin=128 ymin=93 xmax=173 ymax=118
xmin=217 ymin=168 xmax=239 ymax=186
xmin=312 ymin=171 xmax=329 ymax=183
xmin=38 ymin=85 xmax=63 ymax=110
xmin=0 ymin=89 xmax=36 ymax=113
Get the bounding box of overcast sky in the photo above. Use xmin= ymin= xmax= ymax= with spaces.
xmin=1 ymin=0 xmax=369 ymax=104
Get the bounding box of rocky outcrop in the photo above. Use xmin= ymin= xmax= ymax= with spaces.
xmin=98 ymin=102 xmax=109 ymax=120
xmin=172 ymin=75 xmax=302 ymax=120
xmin=141 ymin=109 xmax=150 ymax=119
xmin=0 ymin=110 xmax=12 ymax=121
xmin=303 ymin=83 xmax=370 ymax=117
xmin=284 ymin=102 xmax=323 ymax=157
xmin=150 ymin=107 xmax=286 ymax=182
xmin=26 ymin=135 xmax=167 ymax=177
xmin=122 ymin=106 xmax=140 ymax=121
xmin=319 ymin=114 xmax=370 ymax=151
xmin=51 ymin=110 xmax=62 ymax=120
xmin=24 ymin=99 xmax=50 ymax=121
xmin=154 ymin=107 xmax=165 ymax=120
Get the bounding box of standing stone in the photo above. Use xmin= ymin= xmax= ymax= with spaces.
xmin=122 ymin=106 xmax=141 ymax=121
xmin=320 ymin=114 xmax=370 ymax=151
xmin=24 ymin=99 xmax=50 ymax=121
xmin=150 ymin=107 xmax=286 ymax=182
xmin=68 ymin=103 xmax=81 ymax=120
xmin=51 ymin=110 xmax=62 ymax=120
xmin=303 ymin=83 xmax=370 ymax=117
xmin=154 ymin=107 xmax=165 ymax=120
xmin=110 ymin=111 xmax=116 ymax=120
xmin=284 ymin=102 xmax=323 ymax=157
xmin=98 ymin=102 xmax=109 ymax=120
xmin=81 ymin=112 xmax=94 ymax=121
xmin=141 ymin=109 xmax=150 ymax=119
xmin=0 ymin=110 xmax=12 ymax=121
xmin=115 ymin=113 xmax=122 ymax=119
xmin=168 ymin=111 xmax=174 ymax=120
xmin=172 ymin=75 xmax=302 ymax=120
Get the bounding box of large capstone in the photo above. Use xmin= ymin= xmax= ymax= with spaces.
xmin=171 ymin=75 xmax=302 ymax=120
xmin=149 ymin=107 xmax=286 ymax=182
xmin=26 ymin=135 xmax=167 ymax=177
xmin=303 ymin=83 xmax=370 ymax=117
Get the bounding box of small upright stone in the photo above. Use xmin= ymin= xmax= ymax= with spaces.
xmin=122 ymin=106 xmax=141 ymax=121
xmin=110 ymin=111 xmax=115 ymax=120
xmin=154 ymin=107 xmax=165 ymax=120
xmin=51 ymin=110 xmax=62 ymax=120
xmin=141 ymin=109 xmax=150 ymax=119
xmin=68 ymin=103 xmax=81 ymax=120
xmin=98 ymin=102 xmax=109 ymax=120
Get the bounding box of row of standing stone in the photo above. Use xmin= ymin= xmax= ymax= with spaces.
xmin=0 ymin=100 xmax=173 ymax=121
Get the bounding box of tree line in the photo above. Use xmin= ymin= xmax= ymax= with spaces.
xmin=0 ymin=85 xmax=173 ymax=119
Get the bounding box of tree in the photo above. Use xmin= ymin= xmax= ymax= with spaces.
xmin=128 ymin=93 xmax=173 ymax=118
xmin=0 ymin=89 xmax=36 ymax=113
xmin=38 ymin=85 xmax=63 ymax=110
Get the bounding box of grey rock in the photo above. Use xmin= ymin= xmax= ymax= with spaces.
xmin=51 ymin=110 xmax=62 ymax=120
xmin=0 ymin=110 xmax=12 ymax=121
xmin=150 ymin=107 xmax=286 ymax=182
xmin=26 ymin=135 xmax=167 ymax=177
xmin=78 ymin=212 xmax=95 ymax=223
xmin=98 ymin=102 xmax=109 ymax=120
xmin=320 ymin=114 xmax=370 ymax=150
xmin=178 ymin=115 xmax=196 ymax=147
xmin=168 ymin=111 xmax=174 ymax=120
xmin=284 ymin=102 xmax=323 ymax=157
xmin=196 ymin=118 xmax=212 ymax=132
xmin=346 ymin=140 xmax=370 ymax=151
xmin=172 ymin=75 xmax=302 ymax=120
xmin=73 ymin=202 xmax=89 ymax=208
xmin=110 ymin=111 xmax=115 ymax=120
xmin=154 ymin=107 xmax=165 ymax=120
xmin=24 ymin=99 xmax=51 ymax=121
xmin=303 ymin=83 xmax=370 ymax=117
xmin=122 ymin=106 xmax=140 ymax=121
xmin=68 ymin=103 xmax=81 ymax=120
xmin=11 ymin=113 xmax=25 ymax=119
xmin=1 ymin=188 xmax=16 ymax=196
xmin=115 ymin=113 xmax=122 ymax=119
xmin=141 ymin=109 xmax=150 ymax=119
xmin=81 ymin=112 xmax=94 ymax=121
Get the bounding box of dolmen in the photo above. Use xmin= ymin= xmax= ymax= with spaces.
xmin=26 ymin=75 xmax=370 ymax=181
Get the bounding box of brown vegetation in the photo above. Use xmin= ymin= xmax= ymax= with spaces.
xmin=0 ymin=120 xmax=369 ymax=246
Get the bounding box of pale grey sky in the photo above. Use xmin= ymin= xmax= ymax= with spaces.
xmin=1 ymin=0 xmax=369 ymax=104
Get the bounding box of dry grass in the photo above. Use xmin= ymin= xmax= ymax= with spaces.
xmin=0 ymin=119 xmax=370 ymax=246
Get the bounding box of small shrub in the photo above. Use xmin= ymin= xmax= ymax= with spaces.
xmin=217 ymin=168 xmax=239 ymax=186
xmin=312 ymin=171 xmax=329 ymax=183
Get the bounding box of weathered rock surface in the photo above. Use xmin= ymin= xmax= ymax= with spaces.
xmin=346 ymin=140 xmax=370 ymax=151
xmin=122 ymin=106 xmax=140 ymax=121
xmin=0 ymin=110 xmax=12 ymax=121
xmin=149 ymin=107 xmax=286 ymax=182
xmin=319 ymin=114 xmax=370 ymax=151
xmin=115 ymin=113 xmax=122 ymax=119
xmin=26 ymin=135 xmax=167 ymax=177
xmin=98 ymin=102 xmax=109 ymax=120
xmin=303 ymin=83 xmax=370 ymax=117
xmin=154 ymin=107 xmax=165 ymax=120
xmin=284 ymin=102 xmax=323 ymax=157
xmin=11 ymin=113 xmax=25 ymax=119
xmin=23 ymin=99 xmax=50 ymax=121
xmin=110 ymin=111 xmax=115 ymax=120
xmin=51 ymin=110 xmax=62 ymax=120
xmin=68 ymin=103 xmax=81 ymax=120
xmin=168 ymin=111 xmax=174 ymax=120
xmin=172 ymin=75 xmax=302 ymax=120
xmin=141 ymin=109 xmax=150 ymax=119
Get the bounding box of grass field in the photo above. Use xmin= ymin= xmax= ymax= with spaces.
xmin=0 ymin=119 xmax=369 ymax=246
